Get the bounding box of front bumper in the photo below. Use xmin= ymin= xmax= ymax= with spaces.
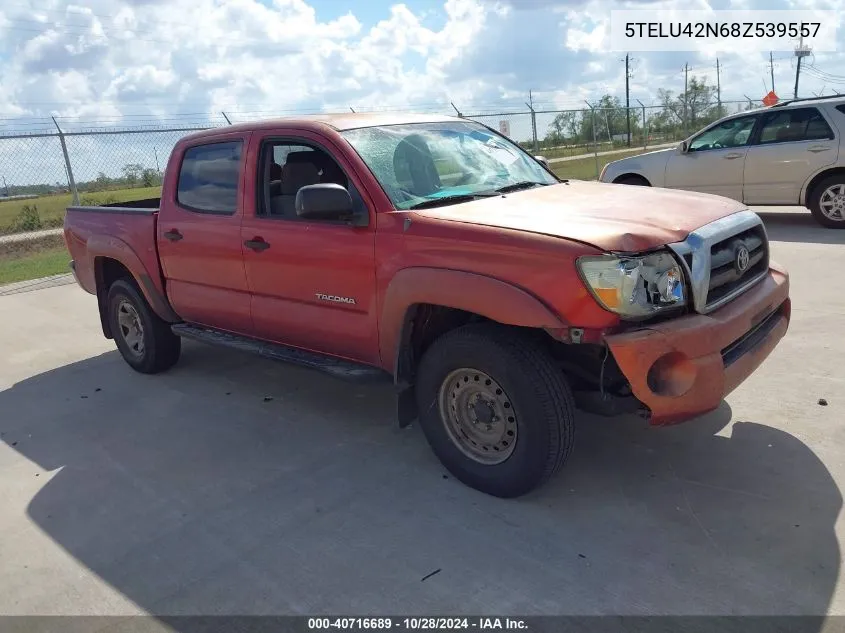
xmin=604 ymin=264 xmax=790 ymax=425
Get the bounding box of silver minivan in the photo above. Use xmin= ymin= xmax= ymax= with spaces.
xmin=599 ymin=96 xmax=845 ymax=228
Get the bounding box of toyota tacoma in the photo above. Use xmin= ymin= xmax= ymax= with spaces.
xmin=63 ymin=113 xmax=791 ymax=498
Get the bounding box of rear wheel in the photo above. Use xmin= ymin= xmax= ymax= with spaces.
xmin=107 ymin=279 xmax=181 ymax=374
xmin=415 ymin=324 xmax=575 ymax=498
xmin=809 ymin=175 xmax=845 ymax=228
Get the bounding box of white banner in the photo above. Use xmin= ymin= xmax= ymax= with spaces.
xmin=609 ymin=10 xmax=838 ymax=52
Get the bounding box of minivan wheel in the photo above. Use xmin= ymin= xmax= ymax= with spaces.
xmin=107 ymin=279 xmax=181 ymax=374
xmin=809 ymin=175 xmax=845 ymax=229
xmin=415 ymin=324 xmax=575 ymax=498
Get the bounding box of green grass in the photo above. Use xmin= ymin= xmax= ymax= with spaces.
xmin=551 ymin=148 xmax=654 ymax=181
xmin=0 ymin=245 xmax=71 ymax=285
xmin=539 ymin=142 xmax=617 ymax=160
xmin=0 ymin=186 xmax=161 ymax=235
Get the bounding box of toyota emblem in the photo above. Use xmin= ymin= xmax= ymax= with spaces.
xmin=735 ymin=244 xmax=750 ymax=273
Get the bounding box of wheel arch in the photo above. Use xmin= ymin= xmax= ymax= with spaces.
xmin=803 ymin=166 xmax=845 ymax=206
xmin=380 ymin=268 xmax=568 ymax=426
xmin=87 ymin=235 xmax=180 ymax=339
xmin=612 ymin=173 xmax=652 ymax=186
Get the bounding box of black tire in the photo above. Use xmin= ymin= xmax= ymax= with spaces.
xmin=614 ymin=175 xmax=650 ymax=186
xmin=808 ymin=174 xmax=845 ymax=229
xmin=107 ymin=278 xmax=181 ymax=374
xmin=415 ymin=324 xmax=575 ymax=498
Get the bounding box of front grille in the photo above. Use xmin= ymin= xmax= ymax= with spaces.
xmin=706 ymin=225 xmax=769 ymax=307
xmin=668 ymin=210 xmax=770 ymax=314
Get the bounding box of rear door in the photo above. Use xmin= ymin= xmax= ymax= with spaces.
xmin=743 ymin=106 xmax=839 ymax=205
xmin=664 ymin=114 xmax=759 ymax=201
xmin=157 ymin=135 xmax=253 ymax=335
xmin=239 ymin=130 xmax=379 ymax=365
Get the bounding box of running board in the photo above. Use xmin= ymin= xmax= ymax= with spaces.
xmin=171 ymin=324 xmax=390 ymax=383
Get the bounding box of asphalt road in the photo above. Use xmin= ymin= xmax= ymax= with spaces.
xmin=1 ymin=207 xmax=843 ymax=620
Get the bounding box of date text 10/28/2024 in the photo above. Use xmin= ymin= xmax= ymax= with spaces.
xmin=308 ymin=618 xmax=528 ymax=631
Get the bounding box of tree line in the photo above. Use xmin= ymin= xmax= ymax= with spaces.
xmin=2 ymin=163 xmax=162 ymax=198
xmin=537 ymin=76 xmax=754 ymax=149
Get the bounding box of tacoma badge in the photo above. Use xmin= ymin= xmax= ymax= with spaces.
xmin=315 ymin=293 xmax=357 ymax=305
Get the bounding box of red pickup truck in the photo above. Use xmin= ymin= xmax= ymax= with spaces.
xmin=64 ymin=113 xmax=791 ymax=498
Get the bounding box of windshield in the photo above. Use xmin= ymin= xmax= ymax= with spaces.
xmin=340 ymin=121 xmax=558 ymax=209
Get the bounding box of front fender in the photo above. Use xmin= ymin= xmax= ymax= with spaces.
xmin=379 ymin=267 xmax=567 ymax=377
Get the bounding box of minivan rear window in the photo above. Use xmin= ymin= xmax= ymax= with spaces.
xmin=177 ymin=141 xmax=243 ymax=214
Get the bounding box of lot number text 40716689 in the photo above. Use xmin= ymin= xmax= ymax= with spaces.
xmin=307 ymin=618 xmax=529 ymax=631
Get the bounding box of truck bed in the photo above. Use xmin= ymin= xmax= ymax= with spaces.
xmin=64 ymin=198 xmax=163 ymax=299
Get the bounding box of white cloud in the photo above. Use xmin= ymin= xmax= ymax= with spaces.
xmin=566 ymin=21 xmax=607 ymax=52
xmin=0 ymin=0 xmax=843 ymax=129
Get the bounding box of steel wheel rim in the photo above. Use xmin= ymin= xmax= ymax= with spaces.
xmin=437 ymin=368 xmax=517 ymax=465
xmin=117 ymin=300 xmax=145 ymax=357
xmin=819 ymin=184 xmax=845 ymax=221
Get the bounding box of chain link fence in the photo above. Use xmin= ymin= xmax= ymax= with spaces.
xmin=0 ymin=100 xmax=756 ymax=237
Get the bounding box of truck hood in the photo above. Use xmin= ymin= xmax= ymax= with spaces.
xmin=414 ymin=179 xmax=747 ymax=252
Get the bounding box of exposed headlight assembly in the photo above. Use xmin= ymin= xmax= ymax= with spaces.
xmin=577 ymin=251 xmax=686 ymax=319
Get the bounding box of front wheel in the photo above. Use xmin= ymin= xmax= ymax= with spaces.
xmin=809 ymin=175 xmax=845 ymax=228
xmin=415 ymin=324 xmax=575 ymax=498
xmin=107 ymin=279 xmax=181 ymax=374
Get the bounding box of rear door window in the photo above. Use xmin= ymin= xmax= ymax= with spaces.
xmin=756 ymin=107 xmax=834 ymax=144
xmin=177 ymin=141 xmax=243 ymax=214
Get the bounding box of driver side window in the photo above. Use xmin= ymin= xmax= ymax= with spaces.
xmin=258 ymin=141 xmax=366 ymax=220
xmin=688 ymin=115 xmax=757 ymax=152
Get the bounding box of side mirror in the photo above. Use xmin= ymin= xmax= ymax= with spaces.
xmin=295 ymin=184 xmax=367 ymax=226
xmin=679 ymin=141 xmax=688 ymax=154
xmin=534 ymin=155 xmax=550 ymax=168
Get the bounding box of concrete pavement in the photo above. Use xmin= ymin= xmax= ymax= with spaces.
xmin=0 ymin=207 xmax=843 ymax=619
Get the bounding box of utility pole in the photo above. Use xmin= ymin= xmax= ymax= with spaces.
xmin=794 ymin=36 xmax=811 ymax=98
xmin=625 ymin=53 xmax=631 ymax=147
xmin=769 ymin=51 xmax=776 ymax=94
xmin=683 ymin=63 xmax=689 ymax=136
xmin=716 ymin=58 xmax=722 ymax=117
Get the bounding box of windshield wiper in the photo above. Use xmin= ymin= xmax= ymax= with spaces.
xmin=493 ymin=181 xmax=549 ymax=194
xmin=406 ymin=193 xmax=497 ymax=210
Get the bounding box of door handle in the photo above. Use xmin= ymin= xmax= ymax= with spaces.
xmin=244 ymin=237 xmax=270 ymax=252
xmin=808 ymin=146 xmax=831 ymax=153
xmin=722 ymin=153 xmax=743 ymax=159
xmin=163 ymin=229 xmax=183 ymax=241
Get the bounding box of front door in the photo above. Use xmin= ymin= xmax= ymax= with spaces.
xmin=743 ymin=106 xmax=839 ymax=205
xmin=239 ymin=133 xmax=379 ymax=365
xmin=664 ymin=114 xmax=759 ymax=202
xmin=157 ymin=137 xmax=253 ymax=335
